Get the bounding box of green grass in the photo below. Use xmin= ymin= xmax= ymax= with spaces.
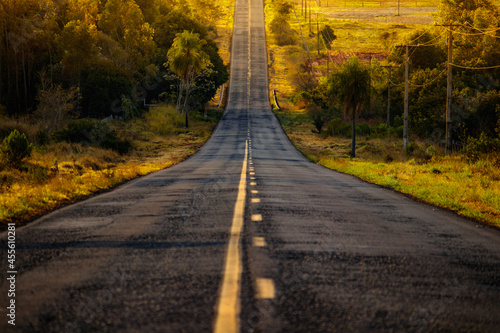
xmin=276 ymin=108 xmax=500 ymax=228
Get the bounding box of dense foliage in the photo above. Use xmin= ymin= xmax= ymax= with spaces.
xmin=382 ymin=0 xmax=500 ymax=146
xmin=0 ymin=0 xmax=228 ymax=121
xmin=283 ymin=0 xmax=500 ymax=153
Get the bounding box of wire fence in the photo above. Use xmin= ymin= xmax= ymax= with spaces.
xmin=315 ymin=0 xmax=437 ymax=7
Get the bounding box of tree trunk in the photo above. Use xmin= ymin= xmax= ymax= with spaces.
xmin=351 ymin=107 xmax=356 ymax=158
xmin=176 ymin=82 xmax=183 ymax=113
xmin=183 ymin=85 xmax=191 ymax=128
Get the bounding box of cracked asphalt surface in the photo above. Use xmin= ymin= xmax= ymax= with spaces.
xmin=2 ymin=0 xmax=500 ymax=331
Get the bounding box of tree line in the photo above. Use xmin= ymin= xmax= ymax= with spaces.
xmin=0 ymin=0 xmax=228 ymax=122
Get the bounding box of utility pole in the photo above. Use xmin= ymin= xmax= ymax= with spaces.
xmin=403 ymin=44 xmax=409 ymax=150
xmin=309 ymin=0 xmax=312 ymax=34
xmin=382 ymin=65 xmax=398 ymax=133
xmin=293 ymin=8 xmax=314 ymax=74
xmin=304 ymin=0 xmax=307 ymax=21
xmin=446 ymin=28 xmax=453 ymax=154
xmin=368 ymin=53 xmax=372 ymax=114
xmin=436 ymin=23 xmax=460 ymax=154
xmin=317 ymin=14 xmax=320 ymax=56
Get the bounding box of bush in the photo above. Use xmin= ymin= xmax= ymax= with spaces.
xmin=405 ymin=142 xmax=419 ymax=157
xmin=52 ymin=119 xmax=131 ymax=154
xmin=371 ymin=123 xmax=388 ymax=137
xmin=1 ymin=130 xmax=33 ymax=167
xmin=326 ymin=118 xmax=351 ymax=137
xmin=462 ymin=132 xmax=500 ymax=163
xmin=308 ymin=106 xmax=332 ymax=133
xmin=146 ymin=105 xmax=184 ymax=136
xmin=52 ymin=119 xmax=95 ymax=144
xmin=388 ymin=125 xmax=404 ymax=138
xmin=356 ymin=123 xmax=372 ymax=136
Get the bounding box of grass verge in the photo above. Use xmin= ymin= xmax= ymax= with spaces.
xmin=0 ymin=106 xmax=223 ymax=229
xmin=276 ymin=109 xmax=500 ymax=229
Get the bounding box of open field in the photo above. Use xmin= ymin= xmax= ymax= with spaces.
xmin=268 ymin=0 xmax=439 ymax=105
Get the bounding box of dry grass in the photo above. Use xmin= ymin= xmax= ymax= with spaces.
xmin=0 ymin=107 xmax=222 ymax=228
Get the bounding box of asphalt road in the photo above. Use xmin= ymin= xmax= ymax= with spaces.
xmin=2 ymin=0 xmax=500 ymax=331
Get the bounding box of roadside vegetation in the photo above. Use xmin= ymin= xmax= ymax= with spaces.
xmin=266 ymin=0 xmax=500 ymax=228
xmin=0 ymin=0 xmax=234 ymax=227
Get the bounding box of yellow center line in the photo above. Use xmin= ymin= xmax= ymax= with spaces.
xmin=214 ymin=140 xmax=248 ymax=333
xmin=251 ymin=214 xmax=262 ymax=222
xmin=253 ymin=237 xmax=267 ymax=247
xmin=256 ymin=278 xmax=276 ymax=299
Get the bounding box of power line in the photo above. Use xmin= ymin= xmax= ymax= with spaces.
xmin=450 ymin=63 xmax=500 ymax=70
xmin=437 ymin=23 xmax=500 ymax=39
xmin=408 ymin=69 xmax=447 ymax=87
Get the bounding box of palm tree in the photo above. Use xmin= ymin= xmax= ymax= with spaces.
xmin=166 ymin=30 xmax=211 ymax=127
xmin=327 ymin=56 xmax=370 ymax=157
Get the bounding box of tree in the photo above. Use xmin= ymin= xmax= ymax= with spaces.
xmin=35 ymin=70 xmax=79 ymax=134
xmin=326 ymin=57 xmax=370 ymax=157
xmin=320 ymin=25 xmax=336 ymax=50
xmin=265 ymin=0 xmax=296 ymax=46
xmin=187 ymin=39 xmax=229 ymax=111
xmin=58 ymin=19 xmax=99 ymax=81
xmin=80 ymin=61 xmax=133 ymax=118
xmin=99 ymin=0 xmax=155 ymax=72
xmin=166 ymin=30 xmax=211 ymax=127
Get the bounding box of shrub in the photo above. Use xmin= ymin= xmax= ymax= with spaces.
xmin=52 ymin=119 xmax=95 ymax=144
xmin=372 ymin=123 xmax=388 ymax=137
xmin=326 ymin=118 xmax=351 ymax=137
xmin=388 ymin=125 xmax=404 ymax=138
xmin=462 ymin=132 xmax=500 ymax=163
xmin=1 ymin=130 xmax=33 ymax=167
xmin=405 ymin=142 xmax=417 ymax=157
xmin=52 ymin=119 xmax=131 ymax=154
xmin=99 ymin=133 xmax=132 ymax=155
xmin=426 ymin=145 xmax=438 ymax=157
xmin=35 ymin=77 xmax=78 ymax=134
xmin=356 ymin=123 xmax=372 ymax=136
xmin=146 ymin=105 xmax=184 ymax=136
xmin=121 ymin=96 xmax=140 ymax=120
xmin=308 ymin=105 xmax=331 ymax=133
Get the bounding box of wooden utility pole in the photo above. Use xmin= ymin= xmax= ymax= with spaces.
xmin=368 ymin=53 xmax=372 ymax=114
xmin=446 ymin=28 xmax=453 ymax=154
xmin=404 ymin=44 xmax=409 ymax=150
xmin=382 ymin=65 xmax=398 ymax=133
xmin=317 ymin=14 xmax=320 ymax=56
xmin=309 ymin=0 xmax=312 ymax=34
xmin=436 ymin=23 xmax=460 ymax=154
xmin=293 ymin=8 xmax=314 ymax=74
